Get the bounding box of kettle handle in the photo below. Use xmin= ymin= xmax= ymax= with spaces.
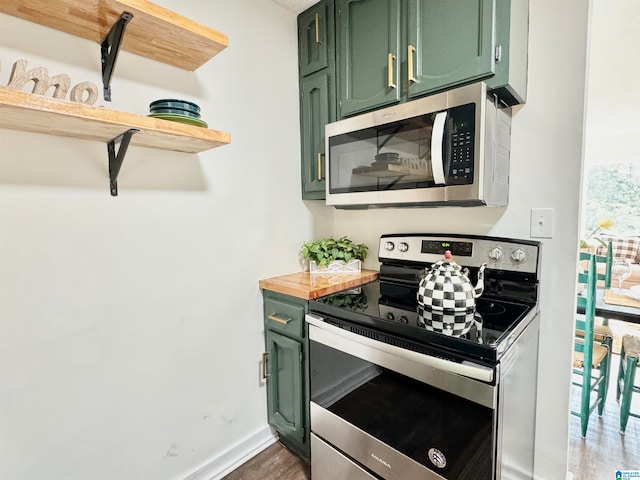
xmin=473 ymin=263 xmax=487 ymax=297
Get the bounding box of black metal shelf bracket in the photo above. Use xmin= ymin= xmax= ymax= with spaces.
xmin=108 ymin=128 xmax=139 ymax=196
xmin=101 ymin=11 xmax=134 ymax=101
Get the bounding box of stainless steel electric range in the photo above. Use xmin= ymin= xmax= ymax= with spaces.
xmin=306 ymin=234 xmax=541 ymax=480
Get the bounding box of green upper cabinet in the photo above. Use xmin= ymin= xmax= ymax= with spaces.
xmin=336 ymin=0 xmax=402 ymax=117
xmin=299 ymin=2 xmax=331 ymax=76
xmin=336 ymin=0 xmax=499 ymax=118
xmin=298 ymin=0 xmax=527 ymax=198
xmin=486 ymin=0 xmax=529 ymax=105
xmin=300 ymin=73 xmax=331 ymax=198
xmin=406 ymin=0 xmax=496 ymax=99
xmin=299 ymin=0 xmax=336 ymax=200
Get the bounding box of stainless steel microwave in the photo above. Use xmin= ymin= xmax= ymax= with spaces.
xmin=325 ymin=82 xmax=512 ymax=208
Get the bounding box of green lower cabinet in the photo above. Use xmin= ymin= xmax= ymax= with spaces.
xmin=263 ymin=290 xmax=310 ymax=460
xmin=265 ymin=330 xmax=305 ymax=445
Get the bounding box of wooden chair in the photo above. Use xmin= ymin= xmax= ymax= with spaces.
xmin=592 ymin=243 xmax=614 ymax=396
xmin=572 ymin=252 xmax=612 ymax=437
xmin=577 ymin=248 xmax=614 ymax=400
xmin=616 ymin=334 xmax=640 ymax=434
xmin=595 ymin=240 xmax=613 ymax=289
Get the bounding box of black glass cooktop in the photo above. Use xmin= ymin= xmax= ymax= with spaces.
xmin=309 ymin=280 xmax=535 ymax=362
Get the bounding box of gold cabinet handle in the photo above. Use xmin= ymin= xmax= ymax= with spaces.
xmin=262 ymin=352 xmax=270 ymax=379
xmin=315 ymin=13 xmax=320 ymax=44
xmin=268 ymin=313 xmax=292 ymax=325
xmin=387 ymin=53 xmax=396 ymax=89
xmin=408 ymin=45 xmax=417 ymax=83
xmin=317 ymin=152 xmax=324 ymax=180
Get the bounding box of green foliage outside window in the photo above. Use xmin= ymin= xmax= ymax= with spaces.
xmin=583 ymin=163 xmax=640 ymax=237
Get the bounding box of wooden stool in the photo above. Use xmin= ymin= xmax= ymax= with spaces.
xmin=616 ymin=334 xmax=640 ymax=434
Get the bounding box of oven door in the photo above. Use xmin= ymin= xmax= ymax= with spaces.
xmin=307 ymin=314 xmax=497 ymax=480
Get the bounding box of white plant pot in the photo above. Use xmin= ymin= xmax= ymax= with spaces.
xmin=309 ymin=259 xmax=361 ymax=274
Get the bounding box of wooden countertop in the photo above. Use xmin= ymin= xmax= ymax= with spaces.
xmin=259 ymin=269 xmax=379 ymax=300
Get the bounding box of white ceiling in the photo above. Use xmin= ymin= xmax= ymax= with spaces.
xmin=271 ymin=0 xmax=317 ymax=14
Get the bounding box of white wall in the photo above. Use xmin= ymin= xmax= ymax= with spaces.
xmin=0 ymin=1 xmax=590 ymax=479
xmin=0 ymin=2 xmax=311 ymax=479
xmin=584 ymin=0 xmax=640 ymax=166
xmin=325 ymin=1 xmax=590 ymax=479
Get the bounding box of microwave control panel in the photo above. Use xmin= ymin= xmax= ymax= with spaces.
xmin=447 ymin=103 xmax=475 ymax=184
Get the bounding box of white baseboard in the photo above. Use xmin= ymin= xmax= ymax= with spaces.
xmin=183 ymin=425 xmax=277 ymax=480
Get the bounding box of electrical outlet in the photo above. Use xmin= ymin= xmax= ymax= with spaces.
xmin=530 ymin=208 xmax=554 ymax=238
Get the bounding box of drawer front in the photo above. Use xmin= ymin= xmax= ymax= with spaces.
xmin=264 ymin=297 xmax=305 ymax=339
xmin=311 ymin=434 xmax=378 ymax=480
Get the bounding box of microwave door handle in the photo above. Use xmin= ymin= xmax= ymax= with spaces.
xmin=431 ymin=111 xmax=447 ymax=185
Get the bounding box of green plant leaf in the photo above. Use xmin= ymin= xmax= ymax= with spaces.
xmin=300 ymin=236 xmax=368 ymax=264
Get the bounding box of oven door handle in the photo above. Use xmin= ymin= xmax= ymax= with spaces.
xmin=307 ymin=314 xmax=494 ymax=384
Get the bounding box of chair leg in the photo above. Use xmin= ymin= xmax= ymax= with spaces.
xmin=617 ymin=343 xmax=626 ymax=402
xmin=620 ymin=356 xmax=637 ymax=434
xmin=605 ymin=336 xmax=613 ymax=399
xmin=597 ymin=348 xmax=610 ymax=416
xmin=580 ymin=367 xmax=591 ymax=437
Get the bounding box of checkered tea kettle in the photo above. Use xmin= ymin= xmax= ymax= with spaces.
xmin=417 ymin=251 xmax=487 ymax=312
xmin=417 ymin=306 xmax=483 ymax=340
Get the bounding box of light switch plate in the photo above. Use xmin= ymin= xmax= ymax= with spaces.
xmin=530 ymin=208 xmax=554 ymax=238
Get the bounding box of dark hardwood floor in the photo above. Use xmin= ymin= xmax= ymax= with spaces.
xmin=568 ymin=352 xmax=640 ymax=479
xmin=221 ymin=442 xmax=310 ymax=480
xmin=224 ymin=352 xmax=639 ymax=480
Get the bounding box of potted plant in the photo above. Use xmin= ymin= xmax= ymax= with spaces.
xmin=300 ymin=236 xmax=368 ymax=273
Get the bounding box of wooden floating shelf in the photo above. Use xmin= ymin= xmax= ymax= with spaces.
xmin=0 ymin=0 xmax=229 ymax=70
xmin=352 ymin=163 xmax=433 ymax=182
xmin=0 ymin=88 xmax=231 ymax=153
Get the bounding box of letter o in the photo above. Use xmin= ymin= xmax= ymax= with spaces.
xmin=70 ymin=81 xmax=99 ymax=105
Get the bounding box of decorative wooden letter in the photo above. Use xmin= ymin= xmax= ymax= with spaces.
xmin=7 ymin=59 xmax=71 ymax=99
xmin=70 ymin=81 xmax=99 ymax=105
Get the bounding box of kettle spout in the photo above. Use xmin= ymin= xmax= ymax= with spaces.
xmin=473 ymin=263 xmax=487 ymax=298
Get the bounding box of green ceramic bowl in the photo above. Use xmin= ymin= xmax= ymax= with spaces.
xmin=148 ymin=112 xmax=208 ymax=128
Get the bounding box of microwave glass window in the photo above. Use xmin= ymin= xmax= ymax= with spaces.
xmin=328 ymin=103 xmax=475 ymax=194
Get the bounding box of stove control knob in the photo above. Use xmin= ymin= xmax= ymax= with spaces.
xmin=385 ymin=312 xmax=395 ymax=321
xmin=399 ymin=316 xmax=409 ymax=324
xmin=398 ymin=242 xmax=409 ymax=253
xmin=488 ymin=247 xmax=504 ymax=261
xmin=510 ymin=248 xmax=527 ymax=264
xmin=384 ymin=241 xmax=395 ymax=251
